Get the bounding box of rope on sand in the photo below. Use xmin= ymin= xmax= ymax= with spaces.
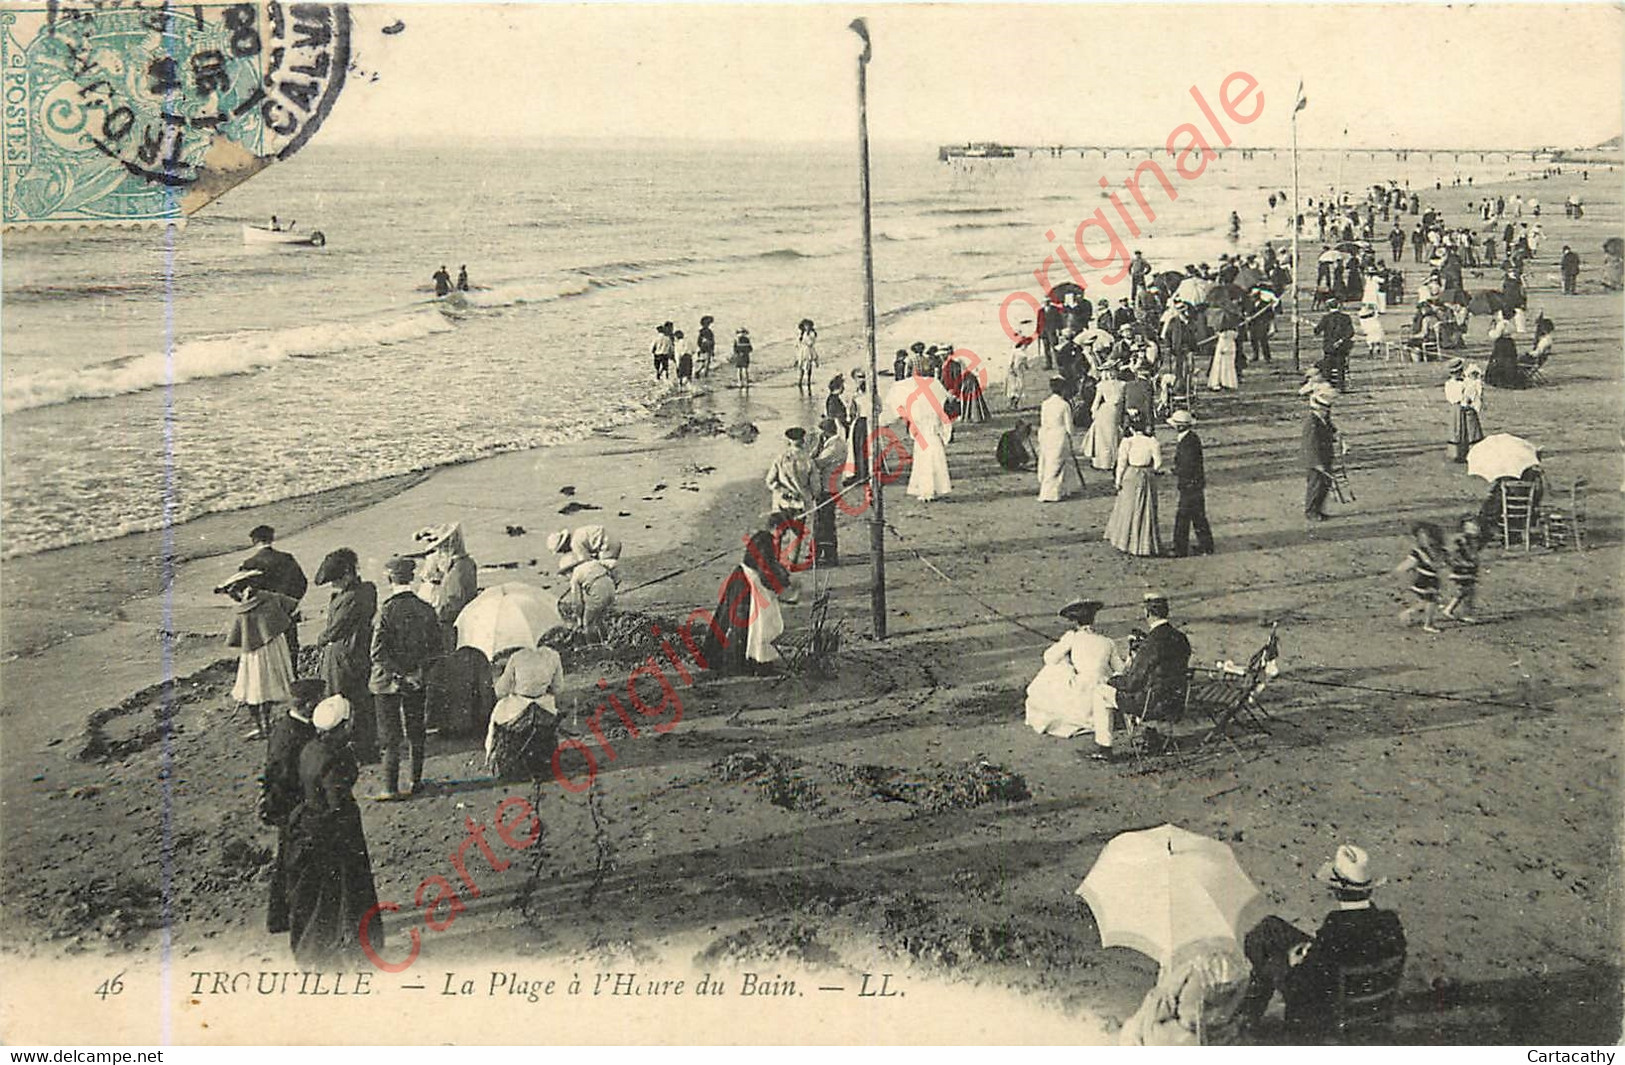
xmin=616 ymin=475 xmax=873 ymax=598
xmin=882 ymin=519 xmax=1056 ymax=640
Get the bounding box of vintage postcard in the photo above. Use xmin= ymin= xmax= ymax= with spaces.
xmin=2 ymin=1 xmax=1621 ymax=1048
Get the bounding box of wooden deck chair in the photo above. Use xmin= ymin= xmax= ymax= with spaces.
xmin=1542 ymin=479 xmax=1588 ymax=551
xmin=1499 ymin=480 xmax=1540 ymax=551
xmin=1119 ymin=673 xmax=1193 ymax=765
xmin=1328 ymin=953 xmax=1407 ymax=1037
xmin=1191 ymin=624 xmax=1280 ymax=751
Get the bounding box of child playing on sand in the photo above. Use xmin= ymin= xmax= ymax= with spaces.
xmin=1442 ymin=518 xmax=1481 ymax=623
xmin=1394 ymin=522 xmax=1446 ymax=633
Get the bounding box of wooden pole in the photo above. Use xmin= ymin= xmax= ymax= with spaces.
xmin=851 ymin=17 xmax=886 ymax=640
xmin=1291 ymin=98 xmax=1302 ymax=372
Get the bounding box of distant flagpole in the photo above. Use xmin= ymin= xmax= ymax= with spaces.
xmin=1291 ymin=79 xmax=1306 ymax=371
xmin=850 ymin=16 xmax=886 ymax=640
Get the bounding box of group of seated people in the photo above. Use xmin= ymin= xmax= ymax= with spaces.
xmin=1118 ymin=844 xmax=1407 ymax=1045
xmin=1404 ymin=299 xmax=1471 ymax=358
xmin=1022 ymin=593 xmax=1193 ymax=761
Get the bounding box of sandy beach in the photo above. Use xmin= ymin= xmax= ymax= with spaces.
xmin=2 ymin=162 xmax=1621 ymax=1045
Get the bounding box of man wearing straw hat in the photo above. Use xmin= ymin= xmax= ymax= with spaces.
xmin=1301 ymin=386 xmax=1338 ymax=522
xmin=1238 ymin=843 xmax=1407 ymax=1034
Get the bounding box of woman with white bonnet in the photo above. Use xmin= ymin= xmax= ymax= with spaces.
xmin=283 ymin=694 xmax=383 ymax=968
xmin=549 ymin=525 xmax=622 ymax=638
xmin=415 ymin=521 xmax=478 ymax=652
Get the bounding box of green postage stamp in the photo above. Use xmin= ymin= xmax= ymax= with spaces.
xmin=1 ymin=1 xmax=349 ymax=226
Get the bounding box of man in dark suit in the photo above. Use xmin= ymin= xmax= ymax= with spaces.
xmin=1169 ymin=411 xmax=1214 ymax=556
xmin=1240 ymin=844 xmax=1407 ymax=1035
xmin=1312 ymin=300 xmax=1355 ymax=390
xmin=244 ymin=525 xmax=308 ymax=673
xmin=1302 ymin=387 xmax=1337 ymax=521
xmin=1108 ymin=594 xmax=1192 ymax=753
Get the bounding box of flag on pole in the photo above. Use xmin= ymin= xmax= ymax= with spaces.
xmin=1294 ymin=80 xmax=1308 ymax=114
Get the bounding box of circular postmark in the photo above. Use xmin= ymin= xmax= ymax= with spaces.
xmin=29 ymin=2 xmax=349 ymax=192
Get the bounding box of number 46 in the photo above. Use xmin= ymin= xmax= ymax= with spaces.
xmin=95 ymin=972 xmax=125 ymax=999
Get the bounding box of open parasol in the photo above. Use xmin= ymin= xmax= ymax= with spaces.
xmin=454 ymin=582 xmax=563 ymax=657
xmin=1174 ymin=276 xmax=1211 ymax=306
xmin=1603 ymin=236 xmax=1623 ymax=258
xmin=1076 ymin=824 xmax=1267 ymax=969
xmin=1466 ymin=434 xmax=1541 ymax=483
xmin=1049 ymin=281 xmax=1087 ymax=308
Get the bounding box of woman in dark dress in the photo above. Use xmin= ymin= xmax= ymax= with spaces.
xmin=1483 ymin=310 xmax=1524 ymax=388
xmin=700 ymin=530 xmax=794 ymax=676
xmin=284 ymin=694 xmax=382 ymax=969
xmin=264 ymin=679 xmax=324 ymax=939
xmin=825 ymin=375 xmax=850 ymax=430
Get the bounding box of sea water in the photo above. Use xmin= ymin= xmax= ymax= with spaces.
xmin=1 ymin=140 xmax=1538 ymax=557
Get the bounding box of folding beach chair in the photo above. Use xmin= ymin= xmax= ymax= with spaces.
xmin=1190 ymin=624 xmax=1281 ymax=752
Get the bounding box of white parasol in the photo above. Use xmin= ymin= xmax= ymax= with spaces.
xmin=1174 ymin=277 xmax=1211 ymax=306
xmin=1076 ymin=824 xmax=1267 ymax=969
xmin=1466 ymin=434 xmax=1541 ymax=483
xmin=454 ymin=583 xmax=563 ymax=658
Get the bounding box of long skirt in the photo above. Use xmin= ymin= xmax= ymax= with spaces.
xmin=1105 ymin=465 xmax=1163 ymax=556
xmin=1207 ymin=335 xmax=1239 ymax=390
xmin=1448 ymin=406 xmax=1484 ymax=462
xmin=233 ymin=634 xmax=295 ymax=705
xmin=1024 ymin=661 xmax=1109 ymax=738
xmin=1082 ymin=409 xmax=1123 ymax=470
xmin=285 ymin=802 xmax=381 ymax=969
xmin=1037 ymin=430 xmax=1084 ymax=502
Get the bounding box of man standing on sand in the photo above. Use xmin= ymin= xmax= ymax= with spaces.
xmin=1301 ymin=386 xmax=1338 ymax=522
xmin=1561 ymin=245 xmax=1581 ymax=294
xmin=1388 ymin=224 xmax=1405 ymax=263
xmin=245 ymin=525 xmax=308 ymax=674
xmin=313 ymin=549 xmax=378 ymax=764
xmin=1169 ymin=411 xmax=1213 ymax=557
xmin=1312 ymin=300 xmax=1354 ymax=391
xmin=369 ymin=557 xmax=443 ymax=801
xmin=1130 ymin=250 xmax=1152 ymax=302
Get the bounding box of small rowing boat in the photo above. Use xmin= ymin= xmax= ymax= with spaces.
xmin=242 ymin=224 xmax=326 ymax=247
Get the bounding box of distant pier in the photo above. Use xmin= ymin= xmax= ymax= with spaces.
xmin=937 ymin=144 xmax=1566 ymax=166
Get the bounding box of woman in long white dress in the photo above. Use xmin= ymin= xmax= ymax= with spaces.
xmin=1083 ymin=368 xmax=1128 ymax=470
xmin=1105 ymin=422 xmax=1164 ymax=556
xmin=904 ymin=384 xmax=953 ymax=502
xmin=1207 ymin=329 xmax=1240 ymax=391
xmin=1006 ymin=338 xmax=1031 ymax=410
xmin=1024 ymin=599 xmax=1125 ymax=738
xmin=1037 ymin=377 xmax=1084 ymax=502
